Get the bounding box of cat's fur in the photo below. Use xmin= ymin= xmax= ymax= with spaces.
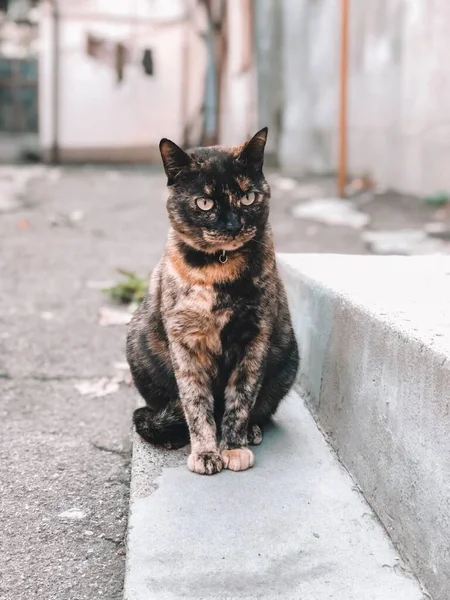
xmin=126 ymin=128 xmax=299 ymax=475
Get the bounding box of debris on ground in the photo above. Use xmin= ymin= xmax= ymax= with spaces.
xmin=103 ymin=269 xmax=148 ymax=305
xmin=292 ymin=198 xmax=370 ymax=229
xmin=98 ymin=306 xmax=133 ymax=327
xmin=75 ymin=377 xmax=121 ymax=398
xmin=75 ymin=363 xmax=132 ymax=398
xmin=362 ymin=229 xmax=450 ymax=255
xmin=424 ymin=191 xmax=450 ymax=207
xmin=345 ymin=175 xmax=375 ymax=198
xmin=433 ymin=203 xmax=450 ymax=222
xmin=424 ymin=222 xmax=450 ymax=240
xmin=0 ymin=165 xmax=59 ymax=213
xmin=58 ymin=508 xmax=87 ymax=520
xmin=40 ymin=311 xmax=54 ymax=321
xmin=15 ymin=218 xmax=31 ymax=230
xmin=49 ymin=209 xmax=84 ymax=228
xmin=113 ymin=361 xmax=132 ymax=386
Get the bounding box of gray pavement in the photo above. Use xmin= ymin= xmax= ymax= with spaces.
xmin=0 ymin=167 xmax=168 ymax=600
xmin=0 ymin=166 xmax=430 ymax=599
xmin=124 ymin=392 xmax=425 ymax=600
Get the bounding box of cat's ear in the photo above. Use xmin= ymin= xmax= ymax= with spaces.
xmin=159 ymin=138 xmax=192 ymax=184
xmin=237 ymin=127 xmax=268 ymax=170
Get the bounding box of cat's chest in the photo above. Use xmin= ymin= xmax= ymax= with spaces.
xmin=166 ymin=285 xmax=233 ymax=354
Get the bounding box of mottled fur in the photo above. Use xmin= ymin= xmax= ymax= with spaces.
xmin=126 ymin=128 xmax=299 ymax=475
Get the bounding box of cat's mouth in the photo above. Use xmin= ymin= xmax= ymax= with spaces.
xmin=202 ymin=228 xmax=256 ymax=252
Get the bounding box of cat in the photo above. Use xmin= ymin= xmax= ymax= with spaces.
xmin=126 ymin=128 xmax=299 ymax=475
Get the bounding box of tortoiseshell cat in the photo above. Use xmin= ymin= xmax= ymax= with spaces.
xmin=126 ymin=128 xmax=299 ymax=475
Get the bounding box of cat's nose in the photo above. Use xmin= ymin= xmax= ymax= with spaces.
xmin=223 ymin=213 xmax=241 ymax=234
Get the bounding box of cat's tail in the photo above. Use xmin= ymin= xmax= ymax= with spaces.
xmin=133 ymin=404 xmax=190 ymax=449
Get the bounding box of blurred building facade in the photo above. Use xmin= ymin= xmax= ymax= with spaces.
xmin=256 ymin=0 xmax=450 ymax=196
xmin=5 ymin=0 xmax=450 ymax=197
xmin=38 ymin=0 xmax=255 ymax=162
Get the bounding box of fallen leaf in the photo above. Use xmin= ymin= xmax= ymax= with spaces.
xmin=16 ymin=218 xmax=31 ymax=229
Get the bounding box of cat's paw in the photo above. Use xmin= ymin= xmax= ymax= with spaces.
xmin=221 ymin=448 xmax=255 ymax=472
xmin=247 ymin=424 xmax=263 ymax=446
xmin=187 ymin=451 xmax=223 ymax=475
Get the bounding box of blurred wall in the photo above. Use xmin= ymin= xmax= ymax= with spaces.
xmin=219 ymin=0 xmax=256 ymax=147
xmin=256 ymin=0 xmax=450 ymax=196
xmin=39 ymin=0 xmax=254 ymax=163
xmin=39 ymin=0 xmax=206 ymax=162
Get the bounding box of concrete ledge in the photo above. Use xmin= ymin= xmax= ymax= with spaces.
xmin=124 ymin=390 xmax=425 ymax=599
xmin=279 ymin=254 xmax=450 ymax=600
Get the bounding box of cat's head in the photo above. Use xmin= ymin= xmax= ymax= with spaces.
xmin=159 ymin=128 xmax=270 ymax=253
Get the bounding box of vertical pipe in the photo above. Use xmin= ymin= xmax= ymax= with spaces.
xmin=338 ymin=0 xmax=349 ymax=197
xmin=51 ymin=0 xmax=60 ymax=164
xmin=180 ymin=8 xmax=190 ymax=147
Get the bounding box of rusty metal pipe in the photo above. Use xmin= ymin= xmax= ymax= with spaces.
xmin=338 ymin=0 xmax=349 ymax=197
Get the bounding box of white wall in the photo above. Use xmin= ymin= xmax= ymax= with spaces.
xmin=219 ymin=0 xmax=256 ymax=146
xmin=39 ymin=0 xmax=206 ymax=157
xmin=258 ymin=0 xmax=450 ymax=196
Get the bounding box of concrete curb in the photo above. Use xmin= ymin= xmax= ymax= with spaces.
xmin=124 ymin=391 xmax=425 ymax=600
xmin=279 ymin=253 xmax=450 ymax=600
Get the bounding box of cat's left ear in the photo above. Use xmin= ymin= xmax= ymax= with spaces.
xmin=237 ymin=127 xmax=268 ymax=170
xmin=159 ymin=138 xmax=193 ymax=185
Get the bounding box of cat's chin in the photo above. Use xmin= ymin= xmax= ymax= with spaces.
xmin=202 ymin=231 xmax=256 ymax=253
xmin=207 ymin=240 xmax=247 ymax=252
xmin=172 ymin=228 xmax=255 ymax=254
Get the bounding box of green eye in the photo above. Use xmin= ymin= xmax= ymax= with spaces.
xmin=241 ymin=192 xmax=256 ymax=206
xmin=196 ymin=198 xmax=215 ymax=211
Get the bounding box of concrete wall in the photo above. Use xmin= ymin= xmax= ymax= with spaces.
xmin=39 ymin=0 xmax=255 ymax=162
xmin=279 ymin=254 xmax=450 ymax=600
xmin=256 ymin=0 xmax=450 ymax=196
xmin=219 ymin=0 xmax=256 ymax=147
xmin=39 ymin=0 xmax=205 ymax=161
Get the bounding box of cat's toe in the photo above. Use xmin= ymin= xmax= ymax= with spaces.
xmin=187 ymin=451 xmax=223 ymax=475
xmin=221 ymin=448 xmax=255 ymax=472
xmin=248 ymin=424 xmax=263 ymax=446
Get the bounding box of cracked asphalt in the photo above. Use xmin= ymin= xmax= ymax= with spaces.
xmin=0 ymin=167 xmax=169 ymax=600
xmin=1 ymin=164 xmax=427 ymax=599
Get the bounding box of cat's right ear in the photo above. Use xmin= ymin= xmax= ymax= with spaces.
xmin=159 ymin=139 xmax=192 ymax=185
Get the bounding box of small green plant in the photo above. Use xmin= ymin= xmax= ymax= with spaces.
xmin=103 ymin=269 xmax=148 ymax=305
xmin=424 ymin=191 xmax=450 ymax=207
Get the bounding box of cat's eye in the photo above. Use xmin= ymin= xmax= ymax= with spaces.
xmin=196 ymin=198 xmax=215 ymax=211
xmin=241 ymin=192 xmax=256 ymax=206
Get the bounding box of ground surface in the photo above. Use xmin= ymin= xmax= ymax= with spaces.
xmin=125 ymin=391 xmax=425 ymax=600
xmin=0 ymin=166 xmax=435 ymax=599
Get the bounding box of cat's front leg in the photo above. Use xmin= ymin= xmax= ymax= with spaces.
xmin=169 ymin=341 xmax=222 ymax=475
xmin=220 ymin=336 xmax=268 ymax=472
